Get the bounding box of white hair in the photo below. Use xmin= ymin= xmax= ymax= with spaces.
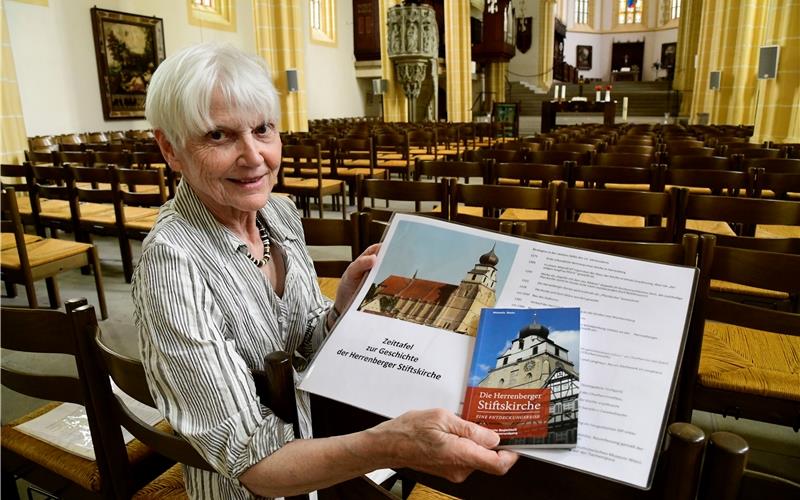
xmin=145 ymin=42 xmax=280 ymax=148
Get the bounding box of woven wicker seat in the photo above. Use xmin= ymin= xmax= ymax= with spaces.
xmin=699 ymin=321 xmax=800 ymax=401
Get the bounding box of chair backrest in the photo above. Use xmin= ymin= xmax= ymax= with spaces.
xmin=529 ymin=149 xmax=590 ymax=167
xmin=605 ymin=144 xmax=656 ymax=156
xmin=669 ymin=155 xmax=732 ymax=171
xmin=556 ymin=183 xmax=680 ymax=242
xmin=490 ymin=161 xmax=569 ymax=187
xmin=1 ymin=163 xmax=34 ymax=194
xmin=664 ymin=168 xmax=752 ymax=197
xmin=282 ymin=144 xmax=323 ymax=178
xmin=335 ymin=137 xmax=374 ymax=172
xmin=414 ymin=159 xmax=487 ymax=183
xmin=93 ymin=150 xmax=133 ymax=168
xmin=449 ymin=182 xmax=557 ymax=234
xmin=595 ymin=152 xmax=654 ymax=168
xmin=676 ymin=191 xmax=800 ymax=250
xmin=357 ymin=178 xmax=450 ymax=221
xmin=72 ymin=302 xmax=323 ymax=499
xmin=70 ymin=302 xmax=216 ymax=499
xmin=301 ymin=212 xmax=360 ymax=277
xmin=59 ymin=150 xmax=94 ymax=167
xmin=114 ymin=166 xmax=168 ymax=208
xmin=25 ymin=149 xmax=58 ymax=166
xmin=573 ymin=164 xmax=663 ymax=191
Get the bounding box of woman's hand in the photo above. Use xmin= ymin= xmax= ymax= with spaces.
xmin=369 ymin=408 xmax=519 ymax=482
xmin=333 ymin=243 xmax=381 ymax=316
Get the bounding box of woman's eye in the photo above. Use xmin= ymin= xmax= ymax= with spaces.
xmin=208 ymin=130 xmax=225 ymax=141
xmin=254 ymin=123 xmax=271 ymax=135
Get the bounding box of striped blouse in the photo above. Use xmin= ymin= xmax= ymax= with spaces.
xmin=133 ymin=182 xmax=331 ymax=499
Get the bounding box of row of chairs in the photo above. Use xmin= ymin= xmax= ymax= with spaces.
xmin=28 ymin=130 xmax=156 ymax=152
xmin=3 ymin=264 xmax=798 ymax=499
xmin=2 ymin=162 xmax=167 ymax=284
xmin=353 ymin=173 xmax=800 ymax=251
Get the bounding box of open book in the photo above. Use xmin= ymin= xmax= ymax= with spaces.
xmin=299 ymin=214 xmax=698 ymax=489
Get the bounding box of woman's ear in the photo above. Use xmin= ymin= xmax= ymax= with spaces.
xmin=154 ymin=130 xmax=183 ymax=172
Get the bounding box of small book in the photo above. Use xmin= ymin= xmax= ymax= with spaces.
xmin=463 ymin=307 xmax=580 ymax=449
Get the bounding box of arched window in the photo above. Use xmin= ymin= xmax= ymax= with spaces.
xmin=575 ymin=0 xmax=589 ymax=25
xmin=618 ymin=0 xmax=643 ymax=24
xmin=310 ymin=0 xmax=336 ymax=45
xmin=189 ymin=0 xmax=236 ymax=32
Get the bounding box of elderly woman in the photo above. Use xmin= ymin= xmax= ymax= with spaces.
xmin=134 ymin=42 xmax=517 ymax=499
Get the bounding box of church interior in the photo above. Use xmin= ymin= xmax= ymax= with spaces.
xmin=1 ymin=0 xmax=799 ymax=498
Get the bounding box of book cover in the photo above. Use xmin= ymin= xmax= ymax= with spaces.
xmin=463 ymin=307 xmax=580 ymax=448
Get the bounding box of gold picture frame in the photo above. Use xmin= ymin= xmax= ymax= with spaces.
xmin=90 ymin=7 xmax=165 ymax=120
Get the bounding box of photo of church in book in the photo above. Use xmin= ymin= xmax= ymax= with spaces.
xmin=358 ymin=246 xmax=500 ymax=336
xmin=478 ymin=315 xmax=579 ymax=446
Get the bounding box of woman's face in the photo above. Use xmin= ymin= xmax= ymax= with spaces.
xmin=162 ymin=90 xmax=281 ymax=222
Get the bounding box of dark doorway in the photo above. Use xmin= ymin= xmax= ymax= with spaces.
xmin=611 ymin=41 xmax=644 ymax=80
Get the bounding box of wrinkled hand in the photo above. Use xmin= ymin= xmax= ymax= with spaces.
xmin=333 ymin=243 xmax=381 ymax=314
xmin=373 ymin=408 xmax=519 ymax=483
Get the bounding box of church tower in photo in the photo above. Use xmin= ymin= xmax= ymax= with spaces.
xmin=359 ymin=246 xmax=499 ymax=336
xmin=432 ymin=246 xmax=499 ymax=336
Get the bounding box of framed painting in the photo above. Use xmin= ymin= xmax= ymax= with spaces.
xmin=661 ymin=42 xmax=677 ymax=69
xmin=576 ymin=45 xmax=592 ymax=71
xmin=90 ymin=7 xmax=166 ymax=120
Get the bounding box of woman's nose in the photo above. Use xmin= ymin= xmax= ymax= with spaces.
xmin=238 ymin=136 xmax=262 ymax=166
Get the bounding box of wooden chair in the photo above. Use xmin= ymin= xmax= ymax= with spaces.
xmin=25 ymin=150 xmax=58 ymax=166
xmin=27 ymin=163 xmax=86 ymax=238
xmin=113 ymin=166 xmax=169 ymax=282
xmin=333 ymin=137 xmax=387 ymax=206
xmin=675 ymin=192 xmax=800 ymax=252
xmin=278 ymin=144 xmax=347 ymax=219
xmin=666 ymin=139 xmax=706 ymax=152
xmin=449 ymin=182 xmax=557 ymax=235
xmin=595 ymin=152 xmax=655 ymax=168
xmin=678 ymin=235 xmax=800 ymax=431
xmin=407 ymin=129 xmax=438 ymax=161
xmin=555 ymin=183 xmax=681 ymax=242
xmin=356 ymin=177 xmax=449 ymax=222
xmin=696 ymin=431 xmax=800 ymax=499
xmin=1 ymin=188 xmax=107 ymax=319
xmin=71 ymin=302 xmax=392 ymax=500
xmin=68 ymin=164 xmax=158 ymax=282
xmin=373 ymin=132 xmax=411 ymax=180
xmin=551 ymin=142 xmax=597 ymax=163
xmin=669 ymin=155 xmax=732 ymax=171
xmin=301 ymin=212 xmax=361 ymax=300
xmin=664 ymin=167 xmax=752 ymax=197
xmin=0 ymin=299 xmax=155 ymax=499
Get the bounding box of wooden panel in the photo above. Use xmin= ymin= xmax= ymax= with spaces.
xmin=472 ymin=0 xmax=515 ymax=62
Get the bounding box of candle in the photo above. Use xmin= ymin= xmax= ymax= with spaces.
xmin=596 ymin=90 xmax=601 ymax=102
xmin=622 ymin=97 xmax=629 ymax=122
xmin=561 ymin=85 xmax=567 ymax=99
xmin=605 ymin=89 xmax=611 ymax=102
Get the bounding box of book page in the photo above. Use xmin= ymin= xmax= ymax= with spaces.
xmin=299 ymin=214 xmax=696 ymax=489
xmin=498 ymin=239 xmax=696 ymax=488
xmin=13 ymin=382 xmax=164 ymax=460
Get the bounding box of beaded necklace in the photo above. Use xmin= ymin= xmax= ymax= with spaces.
xmin=240 ymin=217 xmax=271 ymax=267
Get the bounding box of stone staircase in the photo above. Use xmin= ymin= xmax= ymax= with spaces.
xmin=508 ymin=80 xmax=681 ymax=117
